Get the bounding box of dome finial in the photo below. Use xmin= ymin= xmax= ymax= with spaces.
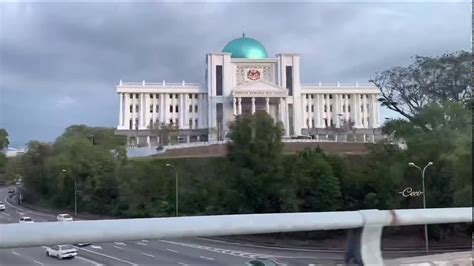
xmin=242 ymin=32 xmax=245 ymax=38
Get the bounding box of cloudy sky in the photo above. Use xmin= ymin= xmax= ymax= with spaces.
xmin=0 ymin=1 xmax=470 ymax=147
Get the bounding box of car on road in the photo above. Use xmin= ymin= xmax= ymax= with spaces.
xmin=19 ymin=217 xmax=34 ymax=223
xmin=8 ymin=187 xmax=15 ymax=193
xmin=0 ymin=201 xmax=5 ymax=211
xmin=246 ymin=258 xmax=280 ymax=266
xmin=46 ymin=245 xmax=77 ymax=259
xmin=57 ymin=213 xmax=73 ymax=222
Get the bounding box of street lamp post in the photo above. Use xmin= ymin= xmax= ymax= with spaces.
xmin=165 ymin=164 xmax=179 ymax=217
xmin=408 ymin=161 xmax=433 ymax=254
xmin=61 ymin=169 xmax=77 ymax=216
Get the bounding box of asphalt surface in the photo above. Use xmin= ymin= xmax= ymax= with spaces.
xmin=0 ymin=186 xmax=346 ymax=265
xmin=0 ymin=186 xmax=468 ymax=265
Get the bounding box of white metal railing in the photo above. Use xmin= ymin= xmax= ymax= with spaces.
xmin=0 ymin=208 xmax=470 ymax=264
xmin=119 ymin=80 xmax=200 ymax=86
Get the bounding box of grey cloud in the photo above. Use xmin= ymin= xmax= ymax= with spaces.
xmin=0 ymin=1 xmax=470 ymax=147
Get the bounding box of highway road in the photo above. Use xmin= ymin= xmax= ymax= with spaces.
xmin=1 ymin=186 xmax=468 ymax=265
xmin=0 ymin=186 xmax=345 ymax=265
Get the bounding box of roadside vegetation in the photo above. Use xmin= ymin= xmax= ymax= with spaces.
xmin=0 ymin=50 xmax=470 ymax=241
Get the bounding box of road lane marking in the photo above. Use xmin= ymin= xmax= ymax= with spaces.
xmin=166 ymin=249 xmax=179 ymax=253
xmin=76 ymin=256 xmax=103 ymax=266
xmin=11 ymin=251 xmax=21 ymax=256
xmin=114 ymin=242 xmax=127 ymax=246
xmin=200 ymin=256 xmax=215 ymax=261
xmin=141 ymin=240 xmax=149 ymax=242
xmin=141 ymin=253 xmax=155 ymax=258
xmin=90 ymin=245 xmax=102 ymax=249
xmin=113 ymin=245 xmax=124 ymax=250
xmin=177 ymin=262 xmax=188 ymax=266
xmin=136 ymin=242 xmax=147 ymax=246
xmin=80 ymin=247 xmax=138 ymax=266
xmin=33 ymin=260 xmax=44 ymax=265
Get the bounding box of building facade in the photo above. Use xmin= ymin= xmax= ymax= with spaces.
xmin=116 ymin=35 xmax=381 ymax=146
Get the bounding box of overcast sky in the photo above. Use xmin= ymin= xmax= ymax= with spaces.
xmin=0 ymin=1 xmax=470 ymax=147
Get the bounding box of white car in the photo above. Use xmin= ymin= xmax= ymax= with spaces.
xmin=56 ymin=213 xmax=73 ymax=222
xmin=0 ymin=202 xmax=5 ymax=211
xmin=19 ymin=217 xmax=34 ymax=223
xmin=46 ymin=245 xmax=77 ymax=259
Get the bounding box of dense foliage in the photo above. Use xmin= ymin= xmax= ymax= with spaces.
xmin=2 ymin=51 xmax=470 ymax=240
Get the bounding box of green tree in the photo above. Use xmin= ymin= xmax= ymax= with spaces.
xmin=226 ymin=112 xmax=285 ymax=213
xmin=0 ymin=129 xmax=8 ymax=150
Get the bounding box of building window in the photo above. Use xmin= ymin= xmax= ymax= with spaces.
xmin=129 ymin=105 xmax=133 ymax=113
xmin=175 ymin=94 xmax=178 ymax=99
xmin=156 ymin=104 xmax=159 ymax=112
xmin=149 ymin=119 xmax=153 ymax=127
xmin=169 ymin=119 xmax=173 ymax=125
xmin=311 ymin=105 xmax=314 ymax=112
xmin=360 ymin=95 xmax=363 ymax=99
xmin=135 ymin=105 xmax=139 ymax=112
xmin=156 ymin=94 xmax=159 ymax=99
xmin=286 ymin=66 xmax=293 ymax=96
xmin=195 ymin=119 xmax=198 ymax=129
xmin=305 ymin=94 xmax=309 ymax=99
xmin=135 ymin=119 xmax=139 ymax=129
xmin=149 ymin=105 xmax=153 ymax=113
xmin=306 ymin=105 xmax=309 ymax=112
xmin=216 ymin=65 xmax=223 ymax=96
xmin=330 ymin=119 xmax=334 ymax=127
xmin=311 ymin=94 xmax=314 ymax=99
xmin=129 ymin=94 xmax=133 ymax=99
xmin=324 ymin=94 xmax=327 ymax=99
xmin=306 ymin=119 xmax=309 ymax=127
xmin=150 ymin=94 xmax=153 ymax=99
xmin=342 ymin=95 xmax=345 ymax=99
xmin=189 ymin=105 xmax=193 ymax=113
xmin=189 ymin=119 xmax=193 ymax=129
xmin=324 ymin=105 xmax=327 ymax=112
xmin=175 ymin=105 xmax=179 ymax=112
xmin=169 ymin=105 xmax=173 ymax=112
xmin=135 ymin=94 xmax=139 ymax=99
xmin=170 ymin=94 xmax=173 ymax=99
xmin=348 ymin=95 xmax=351 ymax=99
xmin=129 ymin=119 xmax=133 ymax=129
xmin=361 ymin=105 xmax=364 ymax=112
xmin=348 ymin=105 xmax=351 ymax=112
xmin=342 ymin=105 xmax=346 ymax=112
xmin=311 ymin=119 xmax=314 ymax=128
xmin=195 ymin=105 xmax=198 ymax=113
xmin=189 ymin=94 xmax=192 ymax=99
xmin=366 ymin=94 xmax=369 ymax=98
xmin=330 ymin=105 xmax=333 ymax=112
xmin=329 ymin=94 xmax=333 ymax=99
xmin=195 ymin=94 xmax=198 ymax=99
xmin=324 ymin=118 xmax=328 ymax=127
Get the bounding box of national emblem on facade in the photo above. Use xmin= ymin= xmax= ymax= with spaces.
xmin=247 ymin=69 xmax=261 ymax=80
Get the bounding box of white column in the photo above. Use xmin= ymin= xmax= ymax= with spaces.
xmin=162 ymin=93 xmax=167 ymax=125
xmin=265 ymin=97 xmax=270 ymax=113
xmin=355 ymin=94 xmax=362 ymax=128
xmin=314 ymin=94 xmax=320 ymax=128
xmin=119 ymin=93 xmax=123 ymax=127
xmin=334 ymin=94 xmax=340 ymax=128
xmin=140 ymin=93 xmax=145 ymax=128
xmin=284 ymin=99 xmax=290 ymax=136
xmin=233 ymin=97 xmax=237 ymax=116
xmin=362 ymin=94 xmax=367 ymax=128
xmin=320 ymin=95 xmax=326 ymax=128
xmin=238 ymin=97 xmax=242 ymax=115
xmin=251 ymin=97 xmax=256 ymax=114
xmin=279 ymin=98 xmax=283 ymax=122
xmin=179 ymin=94 xmax=184 ymax=128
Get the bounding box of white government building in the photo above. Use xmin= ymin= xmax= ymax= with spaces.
xmin=116 ymin=35 xmax=381 ymax=146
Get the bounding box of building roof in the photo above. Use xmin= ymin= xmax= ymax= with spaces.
xmin=222 ymin=34 xmax=268 ymax=59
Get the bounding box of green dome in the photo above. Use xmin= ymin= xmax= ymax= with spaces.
xmin=222 ymin=34 xmax=268 ymax=59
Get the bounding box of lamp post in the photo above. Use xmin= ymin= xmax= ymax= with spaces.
xmin=61 ymin=169 xmax=77 ymax=216
xmin=165 ymin=163 xmax=179 ymax=217
xmin=408 ymin=161 xmax=433 ymax=254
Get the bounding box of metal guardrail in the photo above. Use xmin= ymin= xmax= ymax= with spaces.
xmin=0 ymin=208 xmax=471 ymax=265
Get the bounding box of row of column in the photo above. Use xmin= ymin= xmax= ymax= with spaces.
xmin=301 ymin=93 xmax=379 ymax=129
xmin=118 ymin=93 xmax=207 ymax=130
xmin=232 ymin=97 xmax=272 ymax=115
